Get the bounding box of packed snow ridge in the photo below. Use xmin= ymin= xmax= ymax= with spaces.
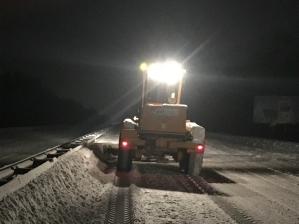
xmin=0 ymin=148 xmax=112 ymax=224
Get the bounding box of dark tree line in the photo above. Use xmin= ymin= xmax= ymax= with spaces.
xmin=0 ymin=71 xmax=99 ymax=127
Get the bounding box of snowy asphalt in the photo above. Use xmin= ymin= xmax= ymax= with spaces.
xmin=0 ymin=126 xmax=299 ymax=223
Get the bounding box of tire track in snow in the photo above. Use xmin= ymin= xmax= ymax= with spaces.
xmin=182 ymin=175 xmax=259 ymax=224
xmin=104 ymin=179 xmax=134 ymax=224
xmin=211 ymin=156 xmax=299 ymax=213
xmin=135 ymin=162 xmax=258 ymax=224
xmin=207 ymin=154 xmax=299 ymax=223
xmin=206 ymin=142 xmax=299 ymax=195
xmin=209 ymin=196 xmax=258 ymax=224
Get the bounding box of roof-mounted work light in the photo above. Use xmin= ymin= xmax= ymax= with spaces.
xmin=147 ymin=61 xmax=185 ymax=84
xmin=139 ymin=62 xmax=148 ymax=71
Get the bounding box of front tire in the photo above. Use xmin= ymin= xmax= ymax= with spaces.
xmin=117 ymin=149 xmax=133 ymax=172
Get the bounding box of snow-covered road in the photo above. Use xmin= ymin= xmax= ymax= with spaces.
xmin=1 ymin=127 xmax=299 ymax=223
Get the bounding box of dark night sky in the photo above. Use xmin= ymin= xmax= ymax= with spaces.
xmin=1 ymin=0 xmax=299 ymax=130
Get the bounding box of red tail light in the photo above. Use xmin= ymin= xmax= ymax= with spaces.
xmin=121 ymin=140 xmax=128 ymax=148
xmin=196 ymin=144 xmax=205 ymax=153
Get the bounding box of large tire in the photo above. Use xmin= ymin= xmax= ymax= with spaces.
xmin=179 ymin=150 xmax=189 ymax=174
xmin=117 ymin=149 xmax=133 ymax=172
xmin=179 ymin=151 xmax=203 ymax=176
xmin=188 ymin=153 xmax=203 ymax=176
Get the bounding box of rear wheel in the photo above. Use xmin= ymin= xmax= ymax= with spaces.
xmin=117 ymin=149 xmax=133 ymax=172
xmin=188 ymin=153 xmax=203 ymax=176
xmin=179 ymin=150 xmax=203 ymax=176
xmin=179 ymin=150 xmax=190 ymax=174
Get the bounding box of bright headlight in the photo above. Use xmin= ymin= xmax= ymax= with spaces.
xmin=147 ymin=61 xmax=185 ymax=84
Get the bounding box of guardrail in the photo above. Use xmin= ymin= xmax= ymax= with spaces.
xmin=0 ymin=127 xmax=112 ymax=188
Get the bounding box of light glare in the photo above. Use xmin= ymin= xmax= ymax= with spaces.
xmin=147 ymin=61 xmax=184 ymax=84
xmin=140 ymin=62 xmax=148 ymax=71
xmin=121 ymin=141 xmax=128 ymax=147
xmin=196 ymin=144 xmax=205 ymax=152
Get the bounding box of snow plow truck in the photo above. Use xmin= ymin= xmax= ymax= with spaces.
xmin=117 ymin=61 xmax=205 ymax=176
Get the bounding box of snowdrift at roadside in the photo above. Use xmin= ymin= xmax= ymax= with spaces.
xmin=186 ymin=122 xmax=205 ymax=142
xmin=0 ymin=148 xmax=112 ymax=224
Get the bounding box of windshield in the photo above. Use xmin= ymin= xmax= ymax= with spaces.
xmin=146 ymin=79 xmax=179 ymax=104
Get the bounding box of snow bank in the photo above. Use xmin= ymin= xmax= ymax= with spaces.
xmin=186 ymin=122 xmax=205 ymax=142
xmin=0 ymin=158 xmax=56 ymax=202
xmin=207 ymin=132 xmax=299 ymax=152
xmin=162 ymin=104 xmax=188 ymax=107
xmin=0 ymin=148 xmax=113 ymax=224
xmin=123 ymin=118 xmax=137 ymax=129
